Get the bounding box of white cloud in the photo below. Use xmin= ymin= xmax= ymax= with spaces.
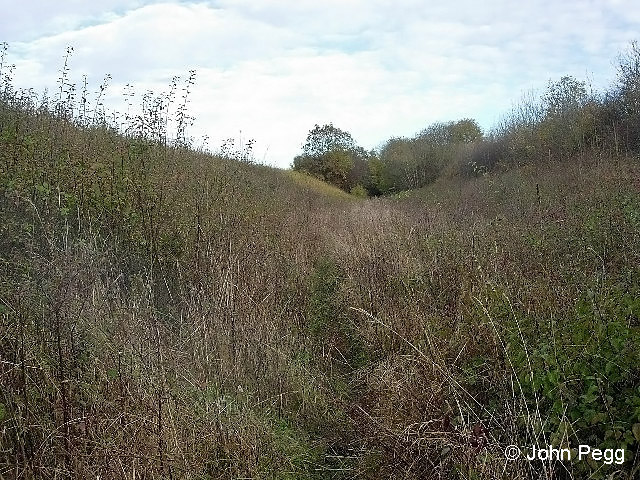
xmin=2 ymin=0 xmax=640 ymax=167
xmin=0 ymin=1 xmax=157 ymax=41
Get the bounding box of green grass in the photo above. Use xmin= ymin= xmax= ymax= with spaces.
xmin=286 ymin=170 xmax=356 ymax=200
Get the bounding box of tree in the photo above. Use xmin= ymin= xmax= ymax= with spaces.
xmin=346 ymin=146 xmax=375 ymax=194
xmin=366 ymin=156 xmax=387 ymax=195
xmin=449 ymin=119 xmax=483 ymax=143
xmin=539 ymin=76 xmax=590 ymax=156
xmin=293 ymin=123 xmax=359 ymax=191
xmin=616 ymin=41 xmax=640 ymax=152
xmin=416 ymin=119 xmax=482 ymax=146
xmin=321 ymin=150 xmax=353 ymax=190
xmin=302 ymin=123 xmax=356 ymax=157
xmin=378 ymin=137 xmax=418 ymax=191
xmin=542 ymin=76 xmax=588 ymax=117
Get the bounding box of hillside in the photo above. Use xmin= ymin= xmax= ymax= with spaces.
xmin=1 ymin=73 xmax=640 ymax=480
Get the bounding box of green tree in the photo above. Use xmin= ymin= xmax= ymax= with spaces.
xmin=322 ymin=150 xmax=353 ymax=190
xmin=378 ymin=137 xmax=419 ymax=191
xmin=378 ymin=119 xmax=484 ymax=192
xmin=302 ymin=123 xmax=356 ymax=157
xmin=449 ymin=118 xmax=483 ymax=143
xmin=539 ymin=76 xmax=591 ymax=156
xmin=367 ymin=156 xmax=388 ymax=195
xmin=293 ymin=123 xmax=361 ymax=191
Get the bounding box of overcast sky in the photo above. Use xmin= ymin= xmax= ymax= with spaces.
xmin=1 ymin=1 xmax=639 ymax=167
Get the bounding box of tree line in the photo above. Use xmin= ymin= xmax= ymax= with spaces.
xmin=292 ymin=41 xmax=640 ymax=195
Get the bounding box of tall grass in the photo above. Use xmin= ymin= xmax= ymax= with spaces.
xmin=0 ymin=44 xmax=638 ymax=479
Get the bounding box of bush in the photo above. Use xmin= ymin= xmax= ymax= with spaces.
xmin=350 ymin=184 xmax=368 ymax=198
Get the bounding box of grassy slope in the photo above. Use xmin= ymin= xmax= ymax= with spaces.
xmin=1 ymin=100 xmax=639 ymax=479
xmin=286 ymin=170 xmax=354 ymax=200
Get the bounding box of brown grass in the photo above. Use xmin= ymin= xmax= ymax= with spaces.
xmin=1 ymin=62 xmax=639 ymax=479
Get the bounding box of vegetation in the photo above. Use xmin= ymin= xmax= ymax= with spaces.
xmin=292 ymin=123 xmax=377 ymax=195
xmin=0 ymin=40 xmax=639 ymax=479
xmin=293 ymin=42 xmax=640 ymax=198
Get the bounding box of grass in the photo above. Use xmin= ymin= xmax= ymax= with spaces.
xmin=286 ymin=170 xmax=355 ymax=200
xmin=0 ymin=51 xmax=639 ymax=479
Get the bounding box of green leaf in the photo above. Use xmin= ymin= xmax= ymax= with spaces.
xmin=590 ymin=412 xmax=607 ymax=425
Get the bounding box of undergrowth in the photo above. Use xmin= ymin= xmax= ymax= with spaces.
xmin=0 ymin=43 xmax=638 ymax=479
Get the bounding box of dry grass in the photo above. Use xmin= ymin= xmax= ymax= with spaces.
xmin=0 ymin=55 xmax=639 ymax=479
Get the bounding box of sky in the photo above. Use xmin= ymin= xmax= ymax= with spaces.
xmin=1 ymin=1 xmax=639 ymax=168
